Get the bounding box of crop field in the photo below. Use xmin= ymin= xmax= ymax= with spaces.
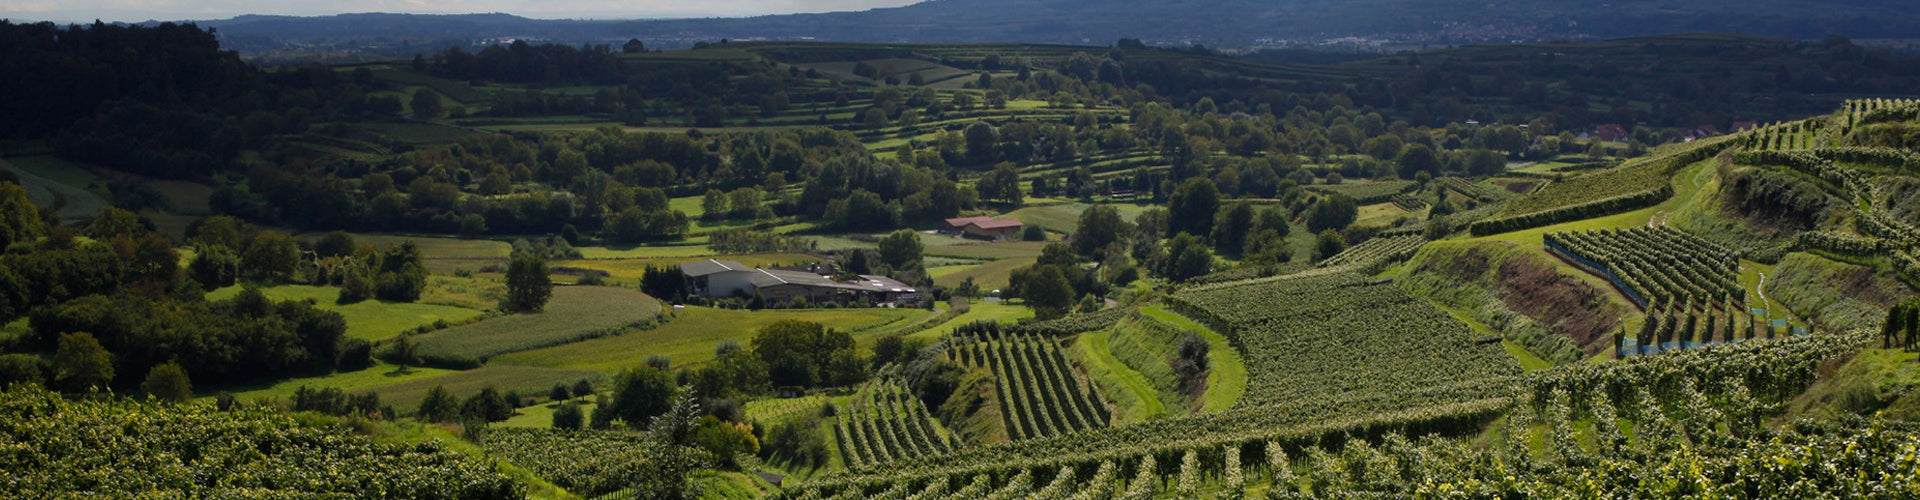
xmin=948 ymin=323 xmax=1111 ymax=441
xmin=489 ymin=306 xmax=924 ymax=373
xmin=355 ymin=364 xmax=605 ymax=411
xmin=0 ymin=156 xmax=109 ymax=219
xmin=1170 ymin=271 xmax=1520 ymax=408
xmin=745 ymin=394 xmax=832 ymax=425
xmin=409 ymin=286 xmax=660 ymax=365
xmin=1318 ymin=234 xmax=1426 ymax=270
xmin=931 ymin=257 xmax=1035 ymax=292
xmin=835 ymin=379 xmax=958 ymax=470
xmin=208 ymin=284 xmax=487 ymax=341
xmin=1305 ymin=179 xmax=1416 ymax=203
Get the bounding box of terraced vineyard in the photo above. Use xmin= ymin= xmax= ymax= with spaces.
xmin=1168 ymin=271 xmax=1521 ymax=407
xmin=1388 ymin=192 xmax=1427 ymax=211
xmin=947 ymin=322 xmax=1111 ymax=440
xmin=1439 ymin=176 xmax=1503 ymax=202
xmin=1305 ymin=179 xmax=1416 ymax=203
xmin=835 ymin=378 xmax=959 ymax=470
xmin=1545 ymin=227 xmax=1742 ymax=308
xmin=1474 ymin=134 xmax=1740 ymax=235
xmin=1317 ymin=234 xmax=1425 ymax=270
xmin=485 ymin=428 xmax=660 ymax=498
xmin=788 ymin=332 xmax=1869 ymax=500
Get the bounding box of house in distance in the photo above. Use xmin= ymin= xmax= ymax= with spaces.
xmin=678 ymin=259 xmax=920 ymax=305
xmin=941 ymin=215 xmax=1025 ymax=240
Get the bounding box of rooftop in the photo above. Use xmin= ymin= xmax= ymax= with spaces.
xmin=678 ymin=259 xmax=753 ymax=277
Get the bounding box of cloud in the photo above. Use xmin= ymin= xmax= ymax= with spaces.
xmin=0 ymin=0 xmax=923 ymax=22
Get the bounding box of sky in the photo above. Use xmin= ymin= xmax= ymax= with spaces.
xmin=0 ymin=0 xmax=924 ymax=23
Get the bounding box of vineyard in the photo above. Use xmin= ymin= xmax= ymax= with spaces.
xmin=789 ymin=333 xmax=1876 ymax=499
xmin=835 ymin=378 xmax=960 ymax=470
xmin=1168 ymin=271 xmax=1521 ymax=407
xmin=1545 ymin=227 xmax=1742 ymax=308
xmin=947 ymin=322 xmax=1112 ymax=440
xmin=0 ymin=385 xmax=520 ymax=498
xmin=1305 ymin=179 xmax=1416 ymax=204
xmin=1474 ymin=134 xmax=1739 ymax=235
xmin=1388 ymin=192 xmax=1427 ymax=211
xmin=1438 ymin=176 xmax=1503 ymax=202
xmin=1316 ymin=234 xmax=1425 ymax=270
xmin=485 ymin=428 xmax=662 ymax=498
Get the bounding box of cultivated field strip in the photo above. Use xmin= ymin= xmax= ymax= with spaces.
xmin=948 ymin=327 xmax=1111 ymax=440
xmin=836 ymin=378 xmax=957 ymax=469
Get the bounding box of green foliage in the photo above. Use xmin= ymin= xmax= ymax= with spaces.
xmin=418 ymin=385 xmax=459 ymax=422
xmin=878 ymin=229 xmax=925 ymax=271
xmin=410 ymin=88 xmax=445 ymax=119
xmin=34 ymin=291 xmax=348 ymax=388
xmin=1312 ymin=229 xmax=1348 ymax=262
xmin=1009 ymin=264 xmax=1076 ymax=320
xmin=610 ymin=365 xmax=677 ymax=428
xmin=1161 ymin=232 xmax=1213 ymax=282
xmin=0 ymin=182 xmax=46 ymax=249
xmin=187 ymin=244 xmax=240 ymax=290
xmin=483 ymin=427 xmax=702 ymax=498
xmin=1306 ymin=194 xmax=1359 ymax=233
xmin=504 ymin=253 xmax=552 ymax=313
xmin=1168 ymin=177 xmax=1221 ymax=237
xmin=1073 ymin=205 xmax=1128 ymax=257
xmin=138 ymin=362 xmax=193 ymax=403
xmin=52 ymin=331 xmax=113 ymax=392
xmin=241 ymin=231 xmax=301 ymax=281
xmin=752 ymin=320 xmax=866 ymax=388
xmin=0 ymin=385 xmax=519 ymax=498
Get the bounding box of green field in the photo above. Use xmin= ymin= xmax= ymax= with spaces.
xmin=931 ymin=257 xmax=1036 ymax=291
xmin=489 ymin=306 xmax=924 ymax=373
xmin=556 ymin=254 xmax=819 ymax=284
xmin=208 ymin=284 xmax=487 ymax=341
xmin=903 ymin=300 xmax=1036 ymax=342
xmin=352 ymin=364 xmax=606 ymax=411
xmin=0 ymin=156 xmax=109 ymax=220
xmin=409 ymin=286 xmax=660 ymax=364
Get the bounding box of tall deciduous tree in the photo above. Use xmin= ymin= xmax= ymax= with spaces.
xmin=610 ymin=365 xmax=677 ymax=428
xmin=505 ymin=254 xmax=552 ymax=313
xmin=1073 ymin=205 xmax=1127 ymax=258
xmin=877 ymin=229 xmax=924 ymax=271
xmin=1168 ymin=177 xmax=1221 ymax=238
xmin=53 ymin=332 xmax=113 ymax=392
xmin=138 ymin=362 xmax=192 ymax=403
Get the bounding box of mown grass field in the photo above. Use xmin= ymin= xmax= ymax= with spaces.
xmin=903 ymin=301 xmax=1036 ymax=342
xmin=489 ymin=306 xmax=924 ymax=373
xmin=1139 ymin=306 xmax=1245 ymax=413
xmin=0 ymin=156 xmax=109 ymax=220
xmin=208 ymin=284 xmax=487 ymax=341
xmin=409 ymin=286 xmax=659 ymax=364
xmin=931 ymin=257 xmax=1036 ymax=291
xmin=924 ymin=241 xmax=1049 ymax=260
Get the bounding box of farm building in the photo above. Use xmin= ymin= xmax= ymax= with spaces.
xmin=678 ymin=259 xmax=920 ymax=305
xmin=942 ymin=215 xmax=1025 ymax=240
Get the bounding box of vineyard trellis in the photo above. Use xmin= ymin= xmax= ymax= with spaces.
xmin=835 ymin=377 xmax=959 ymax=470
xmin=947 ymin=322 xmax=1111 ymax=441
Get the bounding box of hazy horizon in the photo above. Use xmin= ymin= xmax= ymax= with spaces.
xmin=0 ymin=0 xmax=923 ymax=24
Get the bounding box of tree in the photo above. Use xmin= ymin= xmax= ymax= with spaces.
xmin=1162 ymin=233 xmax=1214 ymax=282
xmin=461 ymin=386 xmax=513 ymax=422
xmin=1314 ymin=230 xmax=1348 ymax=262
xmin=752 ymin=320 xmax=861 ymax=388
xmin=552 ymin=401 xmax=584 ymax=430
xmin=610 ymin=365 xmax=677 ymax=428
xmin=1465 ymin=149 xmax=1507 ymax=176
xmin=623 ymin=39 xmax=646 ymax=53
xmin=314 ymin=231 xmax=357 ymax=258
xmin=410 ymin=88 xmax=444 ymax=119
xmin=1168 ymin=178 xmax=1221 ymax=238
xmin=1210 ymin=203 xmax=1255 ymax=255
xmin=964 ymin=121 xmax=999 ymax=163
xmin=86 ymin=207 xmax=146 ymax=239
xmin=1305 ymin=194 xmax=1359 ymax=233
xmin=0 ymin=183 xmax=46 ymax=249
xmin=138 ymin=362 xmax=192 ymax=403
xmin=1073 ymin=205 xmax=1127 ymax=258
xmin=417 ymin=385 xmax=459 ymax=422
xmin=877 ymin=229 xmax=924 ymax=271
xmin=241 ymin=231 xmax=300 ymax=281
xmin=53 ymin=332 xmax=113 ymax=392
xmin=505 ymin=253 xmax=553 ymax=313
xmin=1396 ymin=144 xmax=1442 ymax=179
xmin=1011 ymin=264 xmax=1075 ymax=320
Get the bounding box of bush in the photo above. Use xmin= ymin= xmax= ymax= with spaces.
xmin=1023 ymin=224 xmax=1047 ymax=241
xmin=552 ymin=401 xmax=584 ymax=430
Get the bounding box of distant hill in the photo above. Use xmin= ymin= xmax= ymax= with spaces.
xmin=153 ymin=0 xmax=1920 ymax=60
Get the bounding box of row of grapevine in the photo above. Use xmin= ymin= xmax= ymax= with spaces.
xmin=0 ymin=385 xmax=521 ymax=498
xmin=1316 ymin=234 xmax=1425 ymax=270
xmin=1478 ymin=133 xmax=1739 ymax=235
xmin=1168 ymin=271 xmax=1521 ymax=407
xmin=793 ymin=332 xmax=1870 ymax=499
xmin=1388 ymin=192 xmax=1427 ymax=211
xmin=1544 ymin=226 xmax=1743 ymax=308
xmin=948 ymin=323 xmax=1111 ymax=440
xmin=836 ymin=378 xmax=958 ymax=470
xmin=485 ymin=428 xmax=662 ymax=497
xmin=1438 ymin=176 xmax=1504 ymax=202
xmin=1304 ymin=179 xmax=1417 ymax=204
